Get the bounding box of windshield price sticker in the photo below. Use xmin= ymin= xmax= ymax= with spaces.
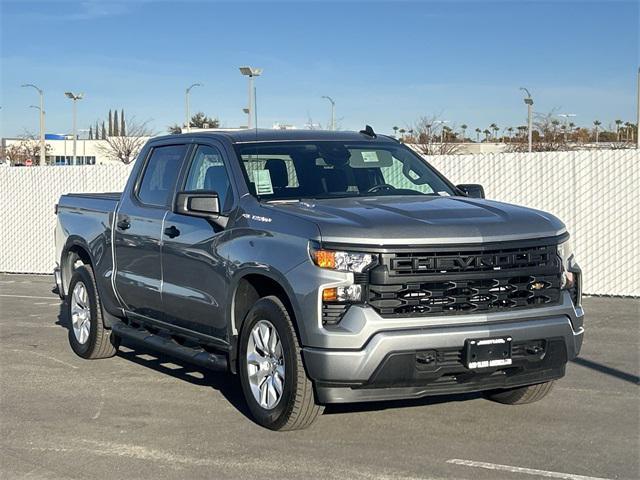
xmin=253 ymin=169 xmax=274 ymax=195
xmin=361 ymin=151 xmax=379 ymax=163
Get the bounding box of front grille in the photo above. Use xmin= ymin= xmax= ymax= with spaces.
xmin=367 ymin=240 xmax=562 ymax=317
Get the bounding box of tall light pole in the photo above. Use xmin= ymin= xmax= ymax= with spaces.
xmin=637 ymin=67 xmax=639 ymax=149
xmin=321 ymin=95 xmax=336 ymax=130
xmin=520 ymin=87 xmax=534 ymax=153
xmin=64 ymin=92 xmax=83 ymax=165
xmin=185 ymin=83 xmax=202 ymax=133
xmin=21 ymin=84 xmax=45 ymax=166
xmin=434 ymin=120 xmax=449 ymax=143
xmin=239 ymin=66 xmax=262 ymax=129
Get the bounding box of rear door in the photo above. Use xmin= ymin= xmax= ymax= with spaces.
xmin=113 ymin=143 xmax=189 ymax=320
xmin=161 ymin=142 xmax=235 ymax=340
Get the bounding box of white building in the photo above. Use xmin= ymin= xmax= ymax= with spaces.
xmin=1 ymin=135 xmax=150 ymax=166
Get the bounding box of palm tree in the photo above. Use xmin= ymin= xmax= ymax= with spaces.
xmin=568 ymin=122 xmax=575 ymax=142
xmin=517 ymin=125 xmax=527 ymax=139
xmin=551 ymin=119 xmax=560 ymax=142
xmin=460 ymin=124 xmax=468 ymax=142
xmin=489 ymin=123 xmax=498 ymax=141
xmin=593 ymin=120 xmax=601 ymax=144
xmin=624 ymin=122 xmax=632 ymax=142
xmin=442 ymin=125 xmax=453 ymax=143
xmin=392 ymin=126 xmax=399 ymax=138
xmin=475 ymin=128 xmax=481 ymax=142
xmin=507 ymin=127 xmax=514 ymax=143
xmin=399 ymin=128 xmax=406 ymax=141
xmin=483 ymin=129 xmax=491 ymax=141
xmin=615 ymin=119 xmax=623 ymax=142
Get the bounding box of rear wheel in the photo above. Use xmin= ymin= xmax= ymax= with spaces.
xmin=67 ymin=265 xmax=118 ymax=359
xmin=483 ymin=381 xmax=555 ymax=405
xmin=238 ymin=296 xmax=323 ymax=431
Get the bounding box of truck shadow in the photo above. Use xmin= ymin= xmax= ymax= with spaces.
xmin=55 ymin=301 xmax=253 ymax=421
xmin=55 ymin=301 xmax=481 ymax=420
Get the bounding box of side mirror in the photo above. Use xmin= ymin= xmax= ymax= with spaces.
xmin=456 ymin=184 xmax=485 ymax=199
xmin=175 ymin=191 xmax=221 ymax=218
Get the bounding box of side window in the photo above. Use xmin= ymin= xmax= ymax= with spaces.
xmin=137 ymin=145 xmax=188 ymax=207
xmin=184 ymin=145 xmax=233 ymax=212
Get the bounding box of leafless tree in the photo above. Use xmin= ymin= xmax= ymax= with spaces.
xmin=412 ymin=115 xmax=462 ymax=155
xmin=1 ymin=131 xmax=52 ymax=165
xmin=509 ymin=110 xmax=567 ymax=152
xmin=97 ymin=118 xmax=155 ymax=164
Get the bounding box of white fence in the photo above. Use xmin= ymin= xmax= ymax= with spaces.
xmin=0 ymin=149 xmax=638 ymax=296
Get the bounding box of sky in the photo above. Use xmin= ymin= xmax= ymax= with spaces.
xmin=0 ymin=0 xmax=638 ymax=138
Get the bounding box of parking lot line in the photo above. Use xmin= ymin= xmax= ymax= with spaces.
xmin=446 ymin=459 xmax=612 ymax=480
xmin=0 ymin=294 xmax=58 ymax=300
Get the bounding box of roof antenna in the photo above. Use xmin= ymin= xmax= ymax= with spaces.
xmin=359 ymin=125 xmax=376 ymax=138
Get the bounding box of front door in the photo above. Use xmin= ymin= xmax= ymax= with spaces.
xmin=161 ymin=143 xmax=235 ymax=339
xmin=114 ymin=143 xmax=189 ymax=320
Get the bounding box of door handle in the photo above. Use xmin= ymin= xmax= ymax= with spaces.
xmin=164 ymin=225 xmax=180 ymax=238
xmin=116 ymin=218 xmax=130 ymax=230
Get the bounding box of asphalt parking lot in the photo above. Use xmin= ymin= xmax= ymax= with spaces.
xmin=1 ymin=274 xmax=638 ymax=480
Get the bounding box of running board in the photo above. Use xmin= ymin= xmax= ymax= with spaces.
xmin=111 ymin=322 xmax=228 ymax=372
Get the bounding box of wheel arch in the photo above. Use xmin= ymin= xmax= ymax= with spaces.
xmin=228 ymin=269 xmax=302 ymax=374
xmin=60 ymin=237 xmax=95 ymax=298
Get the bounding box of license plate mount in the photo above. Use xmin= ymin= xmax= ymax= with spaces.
xmin=465 ymin=337 xmax=512 ymax=369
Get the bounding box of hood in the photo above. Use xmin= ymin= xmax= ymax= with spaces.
xmin=266 ymin=196 xmax=566 ymax=246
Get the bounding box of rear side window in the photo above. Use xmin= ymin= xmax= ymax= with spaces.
xmin=137 ymin=145 xmax=188 ymax=206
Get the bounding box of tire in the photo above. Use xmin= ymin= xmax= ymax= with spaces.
xmin=483 ymin=380 xmax=555 ymax=405
xmin=238 ymin=295 xmax=323 ymax=431
xmin=67 ymin=264 xmax=118 ymax=359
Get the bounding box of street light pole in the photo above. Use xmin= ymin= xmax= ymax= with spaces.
xmin=321 ymin=95 xmax=336 ymax=130
xmin=239 ymin=67 xmax=263 ymax=129
xmin=65 ymin=92 xmax=83 ymax=165
xmin=185 ymin=83 xmax=202 ymax=133
xmin=520 ymin=87 xmax=534 ymax=153
xmin=21 ymin=84 xmax=45 ymax=166
xmin=637 ymin=67 xmax=639 ymax=149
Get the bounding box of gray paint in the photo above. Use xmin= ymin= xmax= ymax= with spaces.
xmin=54 ymin=130 xmax=584 ymax=403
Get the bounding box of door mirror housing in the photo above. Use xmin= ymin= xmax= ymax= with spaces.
xmin=456 ymin=184 xmax=485 ymax=199
xmin=175 ymin=191 xmax=221 ymax=218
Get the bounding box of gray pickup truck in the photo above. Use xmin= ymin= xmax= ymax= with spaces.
xmin=55 ymin=128 xmax=584 ymax=430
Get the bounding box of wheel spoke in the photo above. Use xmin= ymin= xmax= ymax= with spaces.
xmin=272 ymin=372 xmax=283 ymax=396
xmin=247 ymin=351 xmax=266 ymax=367
xmin=273 ymin=337 xmax=282 ymax=360
xmin=258 ymin=324 xmax=270 ymax=355
xmin=251 ymin=328 xmax=264 ymax=352
xmin=259 ymin=378 xmax=268 ymax=407
xmin=268 ymin=328 xmax=278 ymax=356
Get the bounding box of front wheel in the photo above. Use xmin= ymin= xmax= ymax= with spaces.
xmin=483 ymin=380 xmax=555 ymax=405
xmin=238 ymin=296 xmax=323 ymax=431
xmin=67 ymin=265 xmax=118 ymax=359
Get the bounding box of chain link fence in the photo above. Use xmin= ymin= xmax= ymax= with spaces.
xmin=0 ymin=149 xmax=637 ymax=296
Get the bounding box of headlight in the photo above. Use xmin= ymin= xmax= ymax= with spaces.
xmin=310 ymin=247 xmax=377 ymax=273
xmin=557 ymin=238 xmax=576 ymax=289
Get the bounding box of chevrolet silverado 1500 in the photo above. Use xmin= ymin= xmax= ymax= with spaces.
xmin=55 ymin=128 xmax=583 ymax=430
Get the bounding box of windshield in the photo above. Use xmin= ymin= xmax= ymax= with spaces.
xmin=236 ymin=141 xmax=456 ymax=201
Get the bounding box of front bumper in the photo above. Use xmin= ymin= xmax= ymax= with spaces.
xmin=303 ymin=310 xmax=583 ymax=404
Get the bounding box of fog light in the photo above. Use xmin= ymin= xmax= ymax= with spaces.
xmin=322 ymin=285 xmax=362 ymax=302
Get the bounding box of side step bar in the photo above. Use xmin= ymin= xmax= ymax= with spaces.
xmin=111 ymin=321 xmax=228 ymax=372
